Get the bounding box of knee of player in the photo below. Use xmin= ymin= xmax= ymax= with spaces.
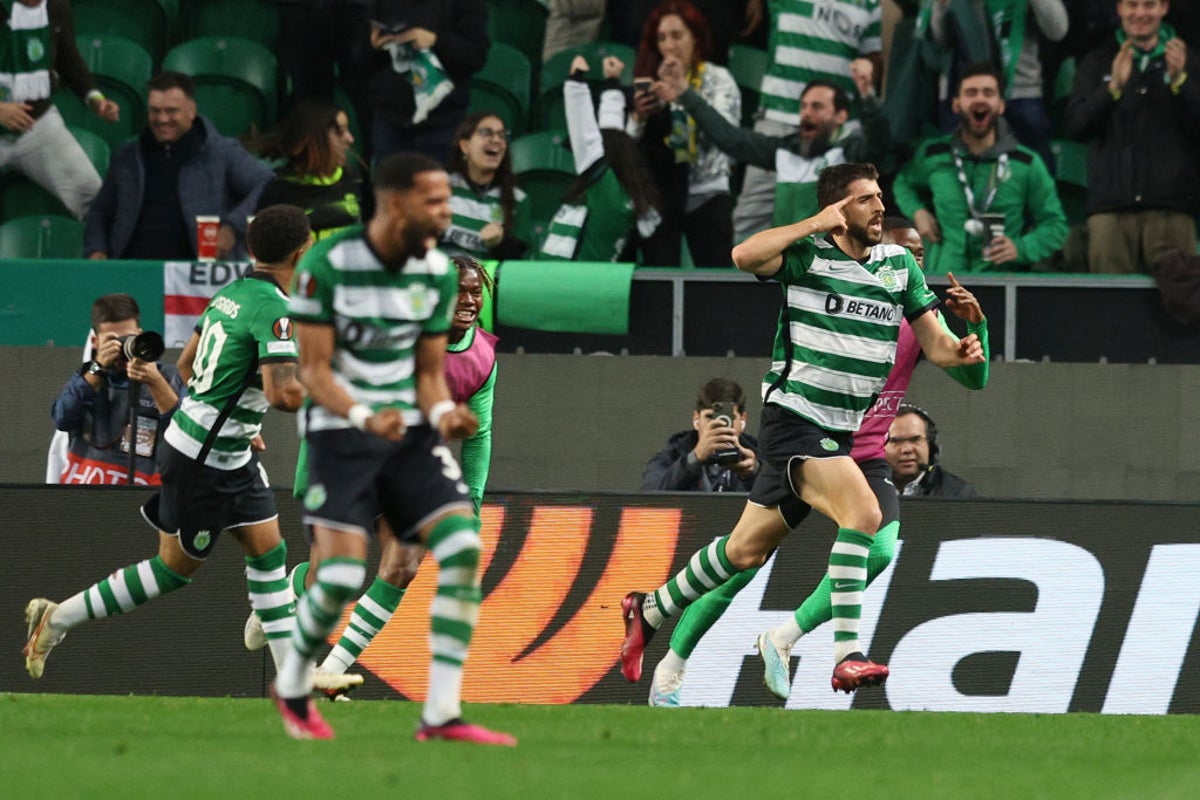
xmin=426 ymin=514 xmax=482 ymax=571
xmin=846 ymin=506 xmax=882 ymax=536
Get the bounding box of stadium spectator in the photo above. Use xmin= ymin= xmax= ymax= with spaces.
xmin=893 ymin=62 xmax=1067 ymax=273
xmin=646 ymin=265 xmax=991 ymax=708
xmin=366 ymin=0 xmax=488 ymax=164
xmin=654 ymin=59 xmax=890 ymax=228
xmin=84 ymin=72 xmax=273 ymax=261
xmin=246 ymin=255 xmax=500 ymax=693
xmin=608 ymin=0 xmax=767 ymax=65
xmin=22 ymin=207 xmax=344 ymax=695
xmin=629 ymin=0 xmax=738 ymax=267
xmin=886 ymin=404 xmax=978 ymax=496
xmin=925 ymin=0 xmax=1069 ymax=170
xmin=1064 ymin=0 xmax=1200 ymax=274
xmin=539 ymin=55 xmax=662 ymax=262
xmin=272 ymin=1 xmax=373 ymax=158
xmin=50 ymin=293 xmax=184 ymax=486
xmin=272 ymin=153 xmax=514 ymax=744
xmin=254 ymin=100 xmax=364 ymax=240
xmin=0 ymin=0 xmax=121 ymax=220
xmin=619 ymin=163 xmax=985 ymax=700
xmin=732 ymin=0 xmax=882 ymax=243
xmin=441 ymin=110 xmax=531 ymax=259
xmin=641 ymin=378 xmax=760 ymax=493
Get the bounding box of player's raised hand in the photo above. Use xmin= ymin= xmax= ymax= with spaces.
xmin=944 ymin=272 xmax=984 ymax=324
xmin=813 ymin=196 xmax=851 ymax=236
xmin=438 ymin=404 xmax=479 ymax=440
xmin=367 ymin=407 xmax=406 ymax=441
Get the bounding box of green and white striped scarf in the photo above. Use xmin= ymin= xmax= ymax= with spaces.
xmin=0 ymin=0 xmax=51 ymax=104
xmin=386 ymin=43 xmax=454 ymax=124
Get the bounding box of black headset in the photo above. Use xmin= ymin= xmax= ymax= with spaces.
xmin=895 ymin=403 xmax=939 ymax=464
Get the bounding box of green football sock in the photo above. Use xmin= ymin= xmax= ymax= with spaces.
xmin=829 ymin=528 xmax=874 ymax=662
xmin=669 ymin=567 xmax=758 ymax=659
xmin=320 ymin=576 xmax=406 ymax=673
xmin=424 ymin=515 xmax=482 ymax=726
xmin=645 ymin=535 xmax=739 ymax=628
xmin=53 ymin=555 xmax=191 ymax=631
xmin=795 ymin=520 xmax=899 ymax=634
xmin=245 ymin=541 xmax=296 ymax=670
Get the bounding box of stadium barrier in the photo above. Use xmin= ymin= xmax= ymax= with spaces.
xmin=5 ymin=487 xmax=1198 ymax=714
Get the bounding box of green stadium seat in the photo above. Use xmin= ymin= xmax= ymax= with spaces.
xmin=162 ymin=36 xmax=279 ymax=136
xmin=72 ymin=34 xmax=153 ymax=147
xmin=509 ymin=131 xmax=575 ymax=227
xmin=536 ymin=41 xmax=636 ymax=134
xmin=487 ymin=0 xmax=548 ymax=78
xmin=0 ymin=215 xmax=85 ymax=259
xmin=67 ymin=126 xmax=112 ymax=177
xmin=727 ymin=44 xmax=768 ymax=127
xmin=71 ymin=0 xmax=169 ymax=64
xmin=0 ymin=173 xmax=70 ymax=222
xmin=183 ymin=0 xmax=279 ymax=50
xmin=1051 ymin=138 xmax=1088 ymax=225
xmin=468 ymin=44 xmax=533 ymax=136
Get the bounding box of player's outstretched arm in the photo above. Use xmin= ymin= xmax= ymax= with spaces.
xmin=911 ymin=309 xmax=985 ymax=369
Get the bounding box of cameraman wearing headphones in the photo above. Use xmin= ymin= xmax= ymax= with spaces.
xmin=51 ymin=293 xmax=184 ymax=485
xmin=641 ymin=378 xmax=760 ymax=493
xmin=885 ymin=404 xmax=976 ymax=497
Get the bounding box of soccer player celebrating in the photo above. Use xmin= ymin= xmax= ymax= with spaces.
xmin=22 ymin=205 xmax=329 ymax=684
xmin=271 ymin=153 xmax=515 ymax=745
xmin=620 ymin=163 xmax=985 ymax=695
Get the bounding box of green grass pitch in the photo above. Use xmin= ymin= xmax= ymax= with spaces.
xmin=3 ymin=693 xmax=1200 ymax=799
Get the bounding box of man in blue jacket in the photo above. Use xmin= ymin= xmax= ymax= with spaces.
xmin=84 ymin=71 xmax=273 ymax=261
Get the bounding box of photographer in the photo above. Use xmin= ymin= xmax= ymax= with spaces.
xmin=51 ymin=294 xmax=184 ymax=485
xmin=641 ymin=378 xmax=759 ymax=492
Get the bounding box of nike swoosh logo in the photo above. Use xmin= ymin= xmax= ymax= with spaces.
xmin=833 ymin=581 xmax=857 ymax=590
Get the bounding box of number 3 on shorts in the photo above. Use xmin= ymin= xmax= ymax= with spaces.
xmin=432 ymin=444 xmax=463 ymax=481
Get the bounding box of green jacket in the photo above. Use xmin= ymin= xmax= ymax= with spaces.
xmin=893 ymin=119 xmax=1067 ymax=273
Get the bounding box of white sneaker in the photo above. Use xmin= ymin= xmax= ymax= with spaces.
xmin=648 ymin=660 xmax=685 ymax=707
xmin=312 ymin=668 xmax=364 ymax=701
xmin=756 ymin=630 xmax=793 ymax=700
xmin=23 ymin=598 xmax=64 ymax=679
xmin=243 ymin=610 xmax=266 ymax=651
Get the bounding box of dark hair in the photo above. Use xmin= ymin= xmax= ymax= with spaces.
xmin=446 ymin=111 xmax=517 ymax=232
xmin=147 ymin=71 xmax=195 ymax=98
xmin=696 ymin=377 xmax=746 ymax=413
xmin=374 ymin=152 xmax=446 ymax=192
xmin=248 ymin=205 xmax=312 ymax=264
xmin=816 ymin=162 xmax=879 ymax=210
xmin=451 ymin=255 xmax=496 ymax=299
xmin=563 ymin=130 xmax=660 ymax=218
xmin=635 ymin=0 xmax=714 ymax=81
xmin=883 ymin=215 xmax=916 ymax=232
xmin=91 ymin=293 xmax=140 ymax=331
xmin=253 ymin=100 xmax=351 ymax=179
xmin=955 ymin=62 xmax=1005 ymax=96
xmin=801 ymin=80 xmax=851 ymax=115
xmin=895 ymin=404 xmax=940 ymax=463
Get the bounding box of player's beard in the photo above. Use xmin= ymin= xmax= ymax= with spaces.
xmin=846 ymin=217 xmax=882 ymax=249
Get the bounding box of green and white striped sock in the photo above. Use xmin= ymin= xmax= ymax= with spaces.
xmin=320 ymin=577 xmax=406 ymax=674
xmin=830 ymin=528 xmax=873 ymax=663
xmin=424 ymin=514 xmax=482 ymax=726
xmin=52 ymin=555 xmax=191 ymax=632
xmin=645 ymin=535 xmax=737 ymax=628
xmin=276 ymin=557 xmax=366 ymax=698
xmin=245 ymin=541 xmax=295 ymax=671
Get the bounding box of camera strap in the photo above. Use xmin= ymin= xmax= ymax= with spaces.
xmin=195 ymin=357 xmax=260 ymax=467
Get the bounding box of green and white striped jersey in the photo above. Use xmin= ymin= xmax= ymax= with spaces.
xmin=760 ymin=0 xmax=882 ymax=124
xmin=166 ymin=272 xmax=298 ymax=470
xmin=288 ymin=226 xmax=457 ymax=432
xmin=764 ymin=235 xmax=936 ymax=431
xmin=441 ymin=172 xmax=528 ymax=257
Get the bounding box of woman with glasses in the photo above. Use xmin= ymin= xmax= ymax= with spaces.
xmin=441 ymin=111 xmax=532 ymax=259
xmin=254 ymin=100 xmax=363 ymax=240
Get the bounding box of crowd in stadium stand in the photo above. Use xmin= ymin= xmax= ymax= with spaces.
xmin=1 ymin=0 xmax=1196 ymax=275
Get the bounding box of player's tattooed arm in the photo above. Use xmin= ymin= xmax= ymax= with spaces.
xmin=263 ymin=361 xmax=306 ymax=412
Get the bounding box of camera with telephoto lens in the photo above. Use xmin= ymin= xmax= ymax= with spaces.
xmin=709 ymin=401 xmax=741 ymax=466
xmin=118 ymin=331 xmax=165 ymax=362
